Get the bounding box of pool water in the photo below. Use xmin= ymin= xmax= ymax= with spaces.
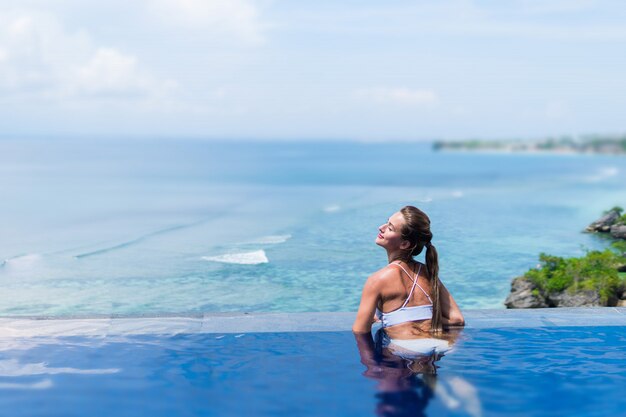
xmin=1 ymin=325 xmax=624 ymax=417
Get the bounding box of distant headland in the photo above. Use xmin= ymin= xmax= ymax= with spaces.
xmin=433 ymin=134 xmax=626 ymax=155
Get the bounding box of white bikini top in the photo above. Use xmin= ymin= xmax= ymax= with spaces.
xmin=376 ymin=262 xmax=433 ymax=328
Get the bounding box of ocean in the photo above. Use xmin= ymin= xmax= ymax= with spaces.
xmin=1 ymin=138 xmax=624 ymax=316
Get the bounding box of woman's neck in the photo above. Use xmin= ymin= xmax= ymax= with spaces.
xmin=387 ymin=250 xmax=412 ymax=265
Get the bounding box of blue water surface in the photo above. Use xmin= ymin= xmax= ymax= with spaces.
xmin=0 ymin=325 xmax=624 ymax=417
xmin=1 ymin=139 xmax=625 ymax=315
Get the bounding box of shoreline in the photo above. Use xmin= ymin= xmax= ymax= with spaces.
xmin=432 ymin=148 xmax=626 ymax=157
xmin=433 ymin=137 xmax=626 ymax=155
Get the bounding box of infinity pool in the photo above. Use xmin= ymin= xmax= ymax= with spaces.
xmin=1 ymin=318 xmax=625 ymax=417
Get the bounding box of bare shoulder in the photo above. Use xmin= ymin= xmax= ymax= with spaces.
xmin=366 ymin=265 xmax=400 ymax=287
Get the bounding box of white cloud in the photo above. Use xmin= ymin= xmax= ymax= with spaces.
xmin=150 ymin=0 xmax=267 ymax=44
xmin=0 ymin=12 xmax=82 ymax=93
xmin=0 ymin=10 xmax=176 ymax=101
xmin=69 ymin=47 xmax=177 ymax=98
xmin=356 ymin=87 xmax=439 ymax=106
xmin=74 ymin=48 xmax=143 ymax=96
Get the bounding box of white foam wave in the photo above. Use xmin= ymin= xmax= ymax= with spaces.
xmin=323 ymin=204 xmax=341 ymax=213
xmin=202 ymin=250 xmax=268 ymax=265
xmin=451 ymin=190 xmax=464 ymax=198
xmin=248 ymin=234 xmax=291 ymax=244
xmin=585 ymin=167 xmax=619 ymax=182
xmin=2 ymin=254 xmax=41 ymax=267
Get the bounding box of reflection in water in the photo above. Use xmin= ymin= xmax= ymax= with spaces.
xmin=0 ymin=359 xmax=119 ymax=377
xmin=355 ymin=328 xmax=478 ymax=417
xmin=0 ymin=379 xmax=53 ymax=390
xmin=0 ymin=338 xmax=121 ymax=391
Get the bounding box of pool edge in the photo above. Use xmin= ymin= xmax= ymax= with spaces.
xmin=0 ymin=308 xmax=625 ymax=337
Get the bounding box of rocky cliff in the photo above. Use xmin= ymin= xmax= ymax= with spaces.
xmin=504 ymin=276 xmax=624 ymax=308
xmin=505 ymin=208 xmax=626 ymax=308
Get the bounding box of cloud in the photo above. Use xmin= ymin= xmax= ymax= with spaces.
xmin=356 ymin=87 xmax=439 ymax=106
xmin=150 ymin=0 xmax=267 ymax=44
xmin=0 ymin=10 xmax=176 ymax=101
xmin=69 ymin=47 xmax=177 ymax=99
xmin=0 ymin=12 xmax=82 ymax=94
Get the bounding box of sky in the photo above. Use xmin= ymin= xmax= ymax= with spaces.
xmin=1 ymin=0 xmax=625 ymax=141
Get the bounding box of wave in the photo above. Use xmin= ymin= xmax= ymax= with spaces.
xmin=323 ymin=204 xmax=341 ymax=213
xmin=247 ymin=234 xmax=291 ymax=244
xmin=1 ymin=253 xmax=41 ymax=267
xmin=74 ymin=220 xmax=206 ymax=259
xmin=202 ymin=250 xmax=269 ymax=265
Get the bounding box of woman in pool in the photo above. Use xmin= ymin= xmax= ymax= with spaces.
xmin=352 ymin=206 xmax=464 ymax=344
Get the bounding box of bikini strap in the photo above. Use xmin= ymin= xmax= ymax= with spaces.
xmin=415 ymin=279 xmax=433 ymax=304
xmin=395 ymin=262 xmax=432 ymax=302
xmin=391 ymin=262 xmax=424 ymax=308
xmin=401 ymin=264 xmax=422 ymax=308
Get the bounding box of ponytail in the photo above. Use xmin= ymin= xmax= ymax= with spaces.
xmin=426 ymin=243 xmax=442 ymax=333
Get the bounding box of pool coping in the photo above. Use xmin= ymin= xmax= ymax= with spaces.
xmin=0 ymin=307 xmax=625 ymax=337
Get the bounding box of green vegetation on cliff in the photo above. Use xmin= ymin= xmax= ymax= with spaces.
xmin=507 ymin=207 xmax=626 ymax=308
xmin=524 ymin=246 xmax=626 ymax=304
xmin=609 ymin=207 xmax=626 ymax=225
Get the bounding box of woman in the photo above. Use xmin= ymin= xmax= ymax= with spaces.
xmin=352 ymin=206 xmax=464 ymax=343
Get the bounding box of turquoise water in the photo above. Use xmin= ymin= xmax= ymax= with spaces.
xmin=1 ymin=139 xmax=625 ymax=316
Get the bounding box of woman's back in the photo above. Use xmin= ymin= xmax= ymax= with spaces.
xmin=377 ymin=261 xmax=433 ymax=338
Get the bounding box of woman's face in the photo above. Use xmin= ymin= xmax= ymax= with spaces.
xmin=376 ymin=211 xmax=409 ymax=250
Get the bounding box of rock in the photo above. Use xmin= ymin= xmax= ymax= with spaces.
xmin=617 ymin=300 xmax=626 ymax=307
xmin=505 ymin=277 xmax=548 ymax=308
xmin=610 ymin=224 xmax=626 ymax=239
xmin=586 ymin=210 xmax=620 ymax=232
xmin=547 ymin=290 xmax=602 ymax=307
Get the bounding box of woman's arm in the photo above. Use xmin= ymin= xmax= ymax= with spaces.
xmin=352 ymin=274 xmax=383 ymax=333
xmin=354 ymin=331 xmax=377 ymax=365
xmin=439 ymin=280 xmax=465 ymax=327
